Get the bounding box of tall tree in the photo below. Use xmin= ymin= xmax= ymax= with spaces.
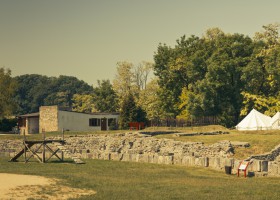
xmin=118 ymin=92 xmax=137 ymax=129
xmin=137 ymin=79 xmax=164 ymax=120
xmin=0 ymin=68 xmax=17 ymax=118
xmin=93 ymin=80 xmax=118 ymax=112
xmin=113 ymin=61 xmax=134 ymax=101
xmin=134 ymin=61 xmax=154 ymax=90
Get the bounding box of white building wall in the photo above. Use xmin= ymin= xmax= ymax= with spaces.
xmin=57 ymin=110 xmax=118 ymax=132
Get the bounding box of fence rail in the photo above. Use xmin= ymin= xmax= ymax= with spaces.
xmin=149 ymin=116 xmax=218 ymax=127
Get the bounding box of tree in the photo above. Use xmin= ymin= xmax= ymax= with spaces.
xmin=154 ymin=29 xmax=254 ymax=126
xmin=137 ymin=79 xmax=165 ymax=120
xmin=92 ymin=80 xmax=118 ymax=112
xmin=14 ymin=74 xmax=50 ymax=114
xmin=72 ymin=94 xmax=97 ymax=113
xmin=113 ymin=61 xmax=135 ymax=103
xmin=44 ymin=75 xmax=93 ymax=107
xmin=14 ymin=74 xmax=93 ymax=114
xmin=134 ymin=61 xmax=154 ymax=90
xmin=0 ymin=68 xmax=17 ymax=118
xmin=118 ymin=92 xmax=137 ymax=129
xmin=240 ymin=92 xmax=280 ymax=117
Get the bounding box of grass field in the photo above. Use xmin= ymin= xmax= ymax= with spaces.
xmin=0 ymin=157 xmax=280 ymax=200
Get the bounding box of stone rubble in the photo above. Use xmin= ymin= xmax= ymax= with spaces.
xmin=1 ymin=132 xmax=280 ymax=177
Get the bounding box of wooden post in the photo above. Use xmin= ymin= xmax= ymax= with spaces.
xmin=61 ymin=128 xmax=64 ymax=161
xmin=23 ymin=130 xmax=26 ymax=162
xmin=42 ymin=129 xmax=46 ymax=163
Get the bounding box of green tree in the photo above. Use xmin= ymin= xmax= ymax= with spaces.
xmin=154 ymin=29 xmax=254 ymax=126
xmin=93 ymin=80 xmax=118 ymax=112
xmin=72 ymin=94 xmax=97 ymax=113
xmin=14 ymin=74 xmax=93 ymax=114
xmin=137 ymin=79 xmax=164 ymax=120
xmin=113 ymin=61 xmax=135 ymax=104
xmin=0 ymin=68 xmax=17 ymax=118
xmin=44 ymin=75 xmax=93 ymax=107
xmin=14 ymin=74 xmax=50 ymax=114
xmin=118 ymin=92 xmax=137 ymax=129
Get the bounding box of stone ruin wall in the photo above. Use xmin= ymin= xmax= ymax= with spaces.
xmin=2 ymin=132 xmax=280 ymax=177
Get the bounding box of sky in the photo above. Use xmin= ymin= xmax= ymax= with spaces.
xmin=1 ymin=0 xmax=280 ymax=86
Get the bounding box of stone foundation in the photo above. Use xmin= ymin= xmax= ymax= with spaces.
xmin=2 ymin=132 xmax=280 ymax=177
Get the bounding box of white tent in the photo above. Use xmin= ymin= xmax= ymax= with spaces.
xmin=271 ymin=112 xmax=280 ymax=130
xmin=236 ymin=109 xmax=272 ymax=131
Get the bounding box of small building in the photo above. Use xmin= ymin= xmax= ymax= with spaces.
xmin=18 ymin=112 xmax=40 ymax=134
xmin=18 ymin=105 xmax=119 ymax=134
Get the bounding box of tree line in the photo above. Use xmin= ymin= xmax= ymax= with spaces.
xmin=1 ymin=23 xmax=280 ymax=129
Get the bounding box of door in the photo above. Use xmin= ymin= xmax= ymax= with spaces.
xmin=101 ymin=118 xmax=107 ymax=131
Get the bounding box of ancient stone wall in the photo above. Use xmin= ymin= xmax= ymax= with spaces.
xmin=2 ymin=132 xmax=280 ymax=177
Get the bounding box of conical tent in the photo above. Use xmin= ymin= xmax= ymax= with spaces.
xmin=271 ymin=112 xmax=280 ymax=130
xmin=236 ymin=109 xmax=272 ymax=131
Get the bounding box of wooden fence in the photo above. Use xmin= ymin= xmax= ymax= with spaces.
xmin=149 ymin=116 xmax=218 ymax=127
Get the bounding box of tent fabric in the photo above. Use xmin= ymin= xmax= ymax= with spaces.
xmin=236 ymin=109 xmax=272 ymax=131
xmin=271 ymin=112 xmax=280 ymax=130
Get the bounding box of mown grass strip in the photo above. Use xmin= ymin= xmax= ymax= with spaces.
xmin=0 ymin=158 xmax=280 ymax=200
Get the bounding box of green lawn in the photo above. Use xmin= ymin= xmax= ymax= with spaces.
xmin=0 ymin=157 xmax=280 ymax=200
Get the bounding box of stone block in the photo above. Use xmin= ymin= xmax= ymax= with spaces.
xmin=140 ymin=154 xmax=149 ymax=163
xmin=158 ymin=156 xmax=164 ymax=164
xmin=122 ymin=153 xmax=130 ymax=162
xmin=111 ymin=152 xmax=122 ymax=161
xmin=250 ymin=159 xmax=261 ymax=172
xmin=268 ymin=162 xmax=278 ymax=175
xmin=164 ymin=155 xmax=173 ymax=165
xmin=173 ymin=154 xmax=183 ymax=165
xmin=86 ymin=153 xmax=93 ymax=159
xmin=213 ymin=157 xmax=221 ymax=169
xmin=152 ymin=154 xmax=159 ymax=164
xmin=262 ymin=161 xmax=268 ymax=172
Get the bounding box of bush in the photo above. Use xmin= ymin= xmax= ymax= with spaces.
xmin=0 ymin=118 xmax=17 ymax=132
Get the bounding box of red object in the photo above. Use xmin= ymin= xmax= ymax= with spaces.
xmin=237 ymin=161 xmax=250 ymax=178
xmin=129 ymin=122 xmax=145 ymax=130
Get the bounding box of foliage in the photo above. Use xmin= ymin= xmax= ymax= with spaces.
xmin=137 ymin=79 xmax=165 ymax=120
xmin=154 ymin=24 xmax=280 ymax=127
xmin=240 ymin=92 xmax=280 ymax=116
xmin=0 ymin=68 xmax=18 ymax=118
xmin=14 ymin=74 xmax=93 ymax=114
xmin=92 ymin=80 xmax=118 ymax=112
xmin=0 ymin=118 xmax=17 ymax=132
xmin=118 ymin=92 xmax=138 ymax=129
xmin=113 ymin=61 xmax=135 ymax=105
xmin=72 ymin=94 xmax=97 ymax=113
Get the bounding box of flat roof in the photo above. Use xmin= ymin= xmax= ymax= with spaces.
xmin=18 ymin=112 xmax=39 ymax=117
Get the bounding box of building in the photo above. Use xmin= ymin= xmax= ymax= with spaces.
xmin=18 ymin=105 xmax=119 ymax=134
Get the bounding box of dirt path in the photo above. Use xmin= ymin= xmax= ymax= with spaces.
xmin=0 ymin=173 xmax=96 ymax=199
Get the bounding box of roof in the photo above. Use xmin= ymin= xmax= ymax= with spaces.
xmin=18 ymin=112 xmax=39 ymax=118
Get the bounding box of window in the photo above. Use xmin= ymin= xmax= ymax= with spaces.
xmin=89 ymin=118 xmax=100 ymax=126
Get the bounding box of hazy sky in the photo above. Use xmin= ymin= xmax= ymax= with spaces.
xmin=1 ymin=0 xmax=280 ymax=85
